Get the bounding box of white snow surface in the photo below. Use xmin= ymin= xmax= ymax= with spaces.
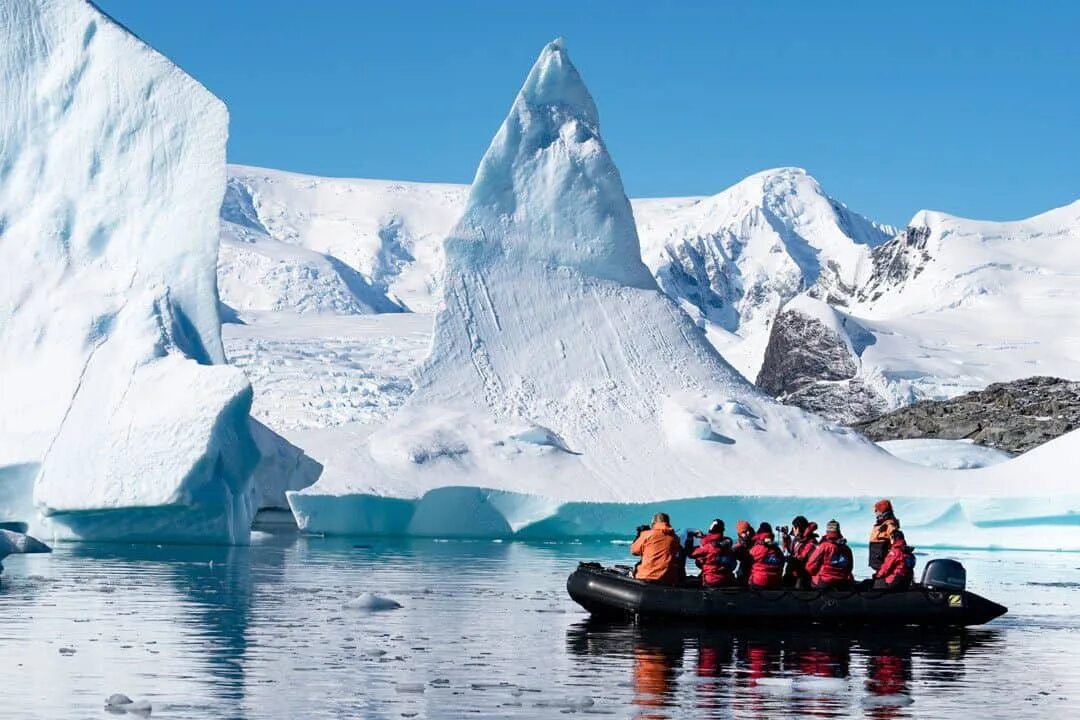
xmin=217 ymin=167 xmax=895 ymax=381
xmin=877 ymin=439 xmax=1013 ymax=470
xmin=842 ymin=201 xmax=1080 ymax=407
xmin=286 ymin=40 xmax=1080 ymax=550
xmin=221 ymin=167 xmax=465 ymax=313
xmin=219 ymin=167 xmax=1080 ymax=415
xmin=634 ymin=167 xmax=896 ymax=378
xmin=0 ymin=0 xmax=261 ymax=543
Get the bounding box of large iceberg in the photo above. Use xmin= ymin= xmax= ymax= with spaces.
xmin=0 ymin=0 xmax=260 ymax=542
xmin=287 ymin=40 xmax=1080 ymax=550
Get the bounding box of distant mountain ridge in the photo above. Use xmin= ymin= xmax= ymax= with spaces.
xmin=217 ymin=164 xmax=1080 ymax=424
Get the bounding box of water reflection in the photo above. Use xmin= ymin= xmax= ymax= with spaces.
xmin=567 ymin=620 xmax=1001 ymax=719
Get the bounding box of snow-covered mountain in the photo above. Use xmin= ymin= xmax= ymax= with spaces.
xmin=634 ymin=168 xmax=897 ymax=377
xmin=281 ymin=39 xmax=1080 ymax=550
xmin=0 ymin=0 xmax=264 ymax=542
xmin=218 ymin=166 xmax=894 ymax=382
xmin=759 ymin=200 xmax=1080 ymax=420
xmin=220 ymin=168 xmax=466 ymax=314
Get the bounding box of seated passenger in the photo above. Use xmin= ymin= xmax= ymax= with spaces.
xmin=782 ymin=516 xmax=819 ymax=589
xmin=806 ymin=520 xmax=854 ymax=590
xmin=873 ymin=530 xmax=916 ymax=590
xmin=690 ymin=519 xmax=738 ymax=588
xmin=869 ymin=499 xmax=901 ymax=572
xmin=630 ymin=512 xmax=683 ymax=584
xmin=733 ymin=520 xmax=755 ymax=586
xmin=748 ymin=522 xmax=785 ymax=589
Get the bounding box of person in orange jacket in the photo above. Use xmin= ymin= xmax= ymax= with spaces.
xmin=631 ymin=512 xmax=683 ymax=584
xmin=869 ymin=499 xmax=901 ymax=571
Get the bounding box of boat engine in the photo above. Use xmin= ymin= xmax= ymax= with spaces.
xmin=921 ymin=558 xmax=966 ymax=592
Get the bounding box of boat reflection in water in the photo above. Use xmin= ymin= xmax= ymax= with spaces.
xmin=567 ymin=619 xmax=1000 ymax=719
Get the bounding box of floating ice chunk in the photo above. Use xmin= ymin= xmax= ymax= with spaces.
xmin=862 ymin=693 xmax=915 ymax=708
xmin=394 ymin=683 xmax=426 ymax=694
xmin=0 ymin=529 xmax=51 ymax=558
xmin=796 ymin=676 xmax=849 ymax=693
xmin=105 ymin=694 xmax=151 ymax=715
xmin=877 ymin=439 xmax=1013 ymax=470
xmin=343 ymin=593 xmax=402 ymax=612
xmin=0 ymin=0 xmax=258 ymax=544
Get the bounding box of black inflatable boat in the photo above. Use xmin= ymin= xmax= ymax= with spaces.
xmin=567 ymin=561 xmax=1007 ymax=628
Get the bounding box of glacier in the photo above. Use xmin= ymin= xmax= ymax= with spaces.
xmin=287 ymin=39 xmax=1080 ymax=551
xmin=0 ymin=0 xmax=275 ymax=543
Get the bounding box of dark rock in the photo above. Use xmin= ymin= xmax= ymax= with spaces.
xmin=853 ymin=376 xmax=1080 ymax=454
xmin=756 ymin=301 xmax=888 ymax=424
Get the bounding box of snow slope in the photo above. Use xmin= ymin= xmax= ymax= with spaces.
xmin=218 ymin=175 xmax=406 ymax=317
xmin=286 ymin=40 xmax=1080 ymax=550
xmin=877 ymin=439 xmax=1013 ymax=470
xmin=634 ymin=168 xmax=896 ymax=378
xmin=222 ymin=167 xmax=466 ymax=313
xmin=0 ymin=0 xmax=260 ymax=543
xmin=218 ymin=167 xmax=894 ymax=381
xmin=850 ymin=202 xmax=1080 ymax=405
xmin=759 ymin=201 xmax=1080 ymax=419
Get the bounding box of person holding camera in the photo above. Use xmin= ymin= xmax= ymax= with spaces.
xmin=630 ymin=512 xmax=683 ymax=584
xmin=780 ymin=516 xmax=819 ymax=589
xmin=688 ymin=519 xmax=737 ymax=588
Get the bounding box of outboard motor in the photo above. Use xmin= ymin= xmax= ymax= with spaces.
xmin=921 ymin=558 xmax=966 ymax=592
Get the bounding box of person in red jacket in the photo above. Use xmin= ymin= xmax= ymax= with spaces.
xmin=873 ymin=530 xmax=916 ymax=590
xmin=733 ymin=520 xmax=755 ymax=586
xmin=748 ymin=522 xmax=785 ymax=589
xmin=781 ymin=516 xmax=819 ymax=589
xmin=805 ymin=520 xmax=854 ymax=589
xmin=690 ymin=519 xmax=738 ymax=588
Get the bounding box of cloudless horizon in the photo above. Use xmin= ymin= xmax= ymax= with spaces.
xmin=96 ymin=1 xmax=1079 ymax=226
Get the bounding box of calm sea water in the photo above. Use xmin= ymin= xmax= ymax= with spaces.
xmin=1 ymin=533 xmax=1077 ymax=719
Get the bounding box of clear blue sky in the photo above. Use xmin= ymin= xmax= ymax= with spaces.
xmin=96 ymin=0 xmax=1079 ymax=225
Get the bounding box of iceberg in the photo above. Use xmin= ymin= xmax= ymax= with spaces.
xmin=288 ymin=40 xmax=1080 ymax=550
xmin=0 ymin=0 xmax=261 ymax=543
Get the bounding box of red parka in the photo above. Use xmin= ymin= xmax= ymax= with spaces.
xmin=805 ymin=532 xmax=854 ymax=587
xmin=748 ymin=533 xmax=785 ymax=588
xmin=691 ymin=533 xmax=737 ymax=587
xmin=790 ymin=523 xmax=819 ymax=562
xmin=875 ymin=538 xmax=916 ymax=587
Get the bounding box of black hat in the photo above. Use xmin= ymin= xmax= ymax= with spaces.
xmin=708 ymin=519 xmax=725 ymax=534
xmin=757 ymin=522 xmax=773 ymax=535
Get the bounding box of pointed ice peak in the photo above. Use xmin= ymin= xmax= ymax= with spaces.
xmin=448 ymin=39 xmax=655 ymax=289
xmin=515 ymin=38 xmax=599 ymax=126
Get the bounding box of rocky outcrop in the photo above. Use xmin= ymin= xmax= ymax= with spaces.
xmin=853 ymin=376 xmax=1080 ymax=454
xmin=856 ymin=224 xmax=934 ymax=303
xmin=756 ymin=297 xmax=888 ymax=424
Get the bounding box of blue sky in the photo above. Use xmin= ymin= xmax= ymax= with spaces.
xmin=96 ymin=1 xmax=1079 ymax=225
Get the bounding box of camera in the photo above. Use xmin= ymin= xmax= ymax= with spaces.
xmin=777 ymin=525 xmax=790 ymax=535
xmin=636 ymin=525 xmax=650 ymax=535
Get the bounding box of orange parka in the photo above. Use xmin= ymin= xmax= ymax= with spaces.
xmin=631 ymin=521 xmax=682 ymax=583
